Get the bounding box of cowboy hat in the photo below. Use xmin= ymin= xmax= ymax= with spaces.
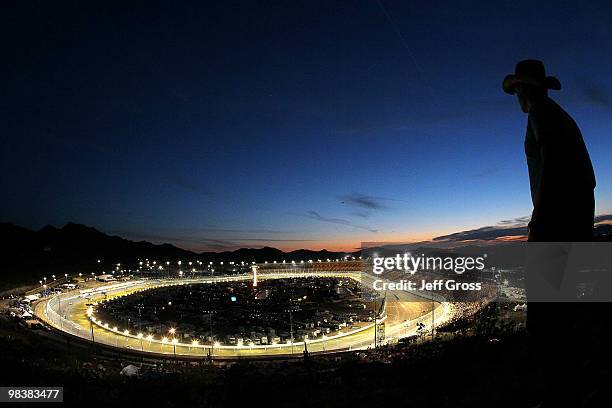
xmin=503 ymin=59 xmax=561 ymax=95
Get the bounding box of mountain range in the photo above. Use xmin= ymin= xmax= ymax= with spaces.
xmin=0 ymin=222 xmax=356 ymax=287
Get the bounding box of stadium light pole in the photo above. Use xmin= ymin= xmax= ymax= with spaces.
xmin=374 ymin=314 xmax=377 ymax=349
xmin=137 ymin=333 xmax=144 ymax=364
xmin=137 ymin=333 xmax=144 ymax=353
xmin=208 ymin=313 xmax=213 ymax=345
xmin=86 ymin=306 xmax=95 ymax=351
xmin=213 ymin=341 xmax=220 ymax=362
xmin=172 ymin=338 xmax=178 ymax=362
xmin=168 ymin=328 xmax=177 ymax=362
xmin=146 ymin=334 xmax=153 ymax=353
xmin=123 ymin=329 xmax=130 ymax=347
xmin=162 ymin=337 xmax=168 ymax=352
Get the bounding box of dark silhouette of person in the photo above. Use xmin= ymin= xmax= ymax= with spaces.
xmin=503 ymin=60 xmax=596 ymax=242
xmin=503 ymin=60 xmax=597 ymax=407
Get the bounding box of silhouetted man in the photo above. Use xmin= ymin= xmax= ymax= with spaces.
xmin=503 ymin=60 xmax=596 ymax=407
xmin=504 ymin=60 xmax=596 ymax=242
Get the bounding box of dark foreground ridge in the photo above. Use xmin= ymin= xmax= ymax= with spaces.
xmin=2 ymin=316 xmax=611 ymax=408
xmin=0 ymin=315 xmax=541 ymax=408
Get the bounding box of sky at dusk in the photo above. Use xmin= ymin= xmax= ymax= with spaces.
xmin=2 ymin=1 xmax=612 ymax=252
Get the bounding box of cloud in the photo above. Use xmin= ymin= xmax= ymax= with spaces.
xmin=191 ymin=238 xmax=241 ymax=251
xmin=230 ymin=238 xmax=318 ymax=242
xmin=339 ymin=192 xmax=411 ymax=213
xmin=432 ymin=212 xmax=612 ymax=242
xmin=595 ymin=213 xmax=612 ymax=223
xmin=340 ymin=193 xmax=388 ymax=210
xmin=299 ymin=211 xmax=378 ymax=233
xmin=496 ymin=216 xmax=531 ymax=226
xmin=191 ymin=227 xmax=290 ymax=234
xmin=433 ymin=225 xmax=528 ymax=242
xmin=433 ymin=215 xmax=531 ymax=242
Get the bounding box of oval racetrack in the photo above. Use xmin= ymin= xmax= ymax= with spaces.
xmin=33 ymin=271 xmax=451 ymax=359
